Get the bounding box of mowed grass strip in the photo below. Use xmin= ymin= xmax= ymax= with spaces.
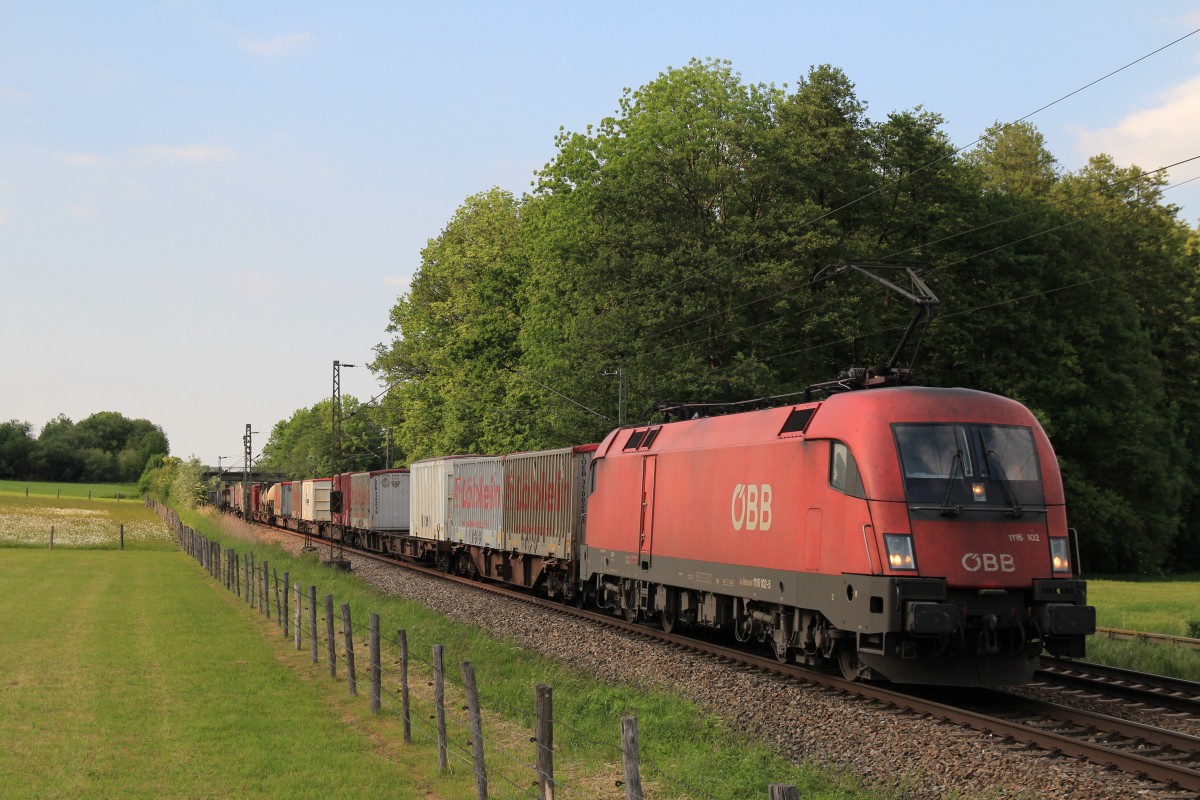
xmin=0 ymin=551 xmax=466 ymax=800
xmin=0 ymin=480 xmax=139 ymax=500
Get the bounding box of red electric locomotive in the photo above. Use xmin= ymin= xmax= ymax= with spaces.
xmin=579 ymin=385 xmax=1095 ymax=686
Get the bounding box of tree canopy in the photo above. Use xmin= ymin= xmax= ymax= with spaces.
xmin=257 ymin=395 xmax=389 ymax=479
xmin=365 ymin=58 xmax=1198 ymax=573
xmin=0 ymin=412 xmax=169 ymax=484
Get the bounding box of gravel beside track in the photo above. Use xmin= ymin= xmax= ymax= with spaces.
xmin=253 ymin=526 xmax=1188 ymax=800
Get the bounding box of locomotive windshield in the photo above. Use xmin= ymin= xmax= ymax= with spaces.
xmin=893 ymin=423 xmax=1044 ymax=511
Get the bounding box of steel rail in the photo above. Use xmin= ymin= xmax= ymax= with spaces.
xmin=1038 ymin=657 xmax=1200 ymax=716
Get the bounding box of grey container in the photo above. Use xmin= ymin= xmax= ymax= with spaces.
xmin=448 ymin=457 xmax=504 ymax=549
xmin=367 ymin=469 xmax=410 ymax=531
xmin=502 ymin=446 xmax=594 ymax=558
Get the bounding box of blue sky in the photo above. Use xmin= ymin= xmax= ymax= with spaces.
xmin=3 ymin=1 xmax=1199 ymax=467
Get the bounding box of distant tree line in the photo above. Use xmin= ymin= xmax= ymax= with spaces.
xmin=0 ymin=411 xmax=169 ymax=484
xmin=359 ymin=58 xmax=1200 ymax=574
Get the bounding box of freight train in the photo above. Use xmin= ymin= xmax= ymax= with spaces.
xmin=222 ymin=384 xmax=1095 ymax=687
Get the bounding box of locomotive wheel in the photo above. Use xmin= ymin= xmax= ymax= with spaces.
xmin=660 ymin=605 xmax=676 ymax=634
xmin=838 ymin=649 xmax=865 ymax=681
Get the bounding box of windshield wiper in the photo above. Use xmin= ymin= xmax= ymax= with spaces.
xmin=939 ymin=449 xmax=964 ymax=517
xmin=979 ymin=433 xmax=1023 ymax=517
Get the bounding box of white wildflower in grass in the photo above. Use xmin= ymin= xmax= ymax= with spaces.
xmin=0 ymin=505 xmax=172 ymax=547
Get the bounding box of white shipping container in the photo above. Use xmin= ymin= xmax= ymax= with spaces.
xmin=502 ymin=446 xmax=594 ymax=558
xmin=370 ymin=469 xmax=410 ymax=531
xmin=301 ymin=478 xmax=332 ymax=522
xmin=409 ymin=458 xmax=456 ymax=540
xmin=448 ymin=457 xmax=504 ymax=549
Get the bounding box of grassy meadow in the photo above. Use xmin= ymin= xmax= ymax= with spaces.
xmin=0 ymin=488 xmax=172 ymax=549
xmin=0 ymin=550 xmax=467 ymax=800
xmin=1082 ymin=576 xmax=1200 ymax=681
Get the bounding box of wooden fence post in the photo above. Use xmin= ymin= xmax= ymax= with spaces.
xmin=282 ymin=571 xmax=289 ymax=639
xmin=294 ymin=584 xmax=302 ymax=650
xmin=535 ymin=684 xmax=554 ymax=800
xmin=621 ymin=716 xmax=643 ymax=800
xmin=262 ymin=559 xmax=270 ymax=619
xmin=120 ymin=523 xmax=124 ymax=550
xmin=341 ymin=603 xmax=357 ymax=696
xmin=398 ymin=629 xmax=411 ymax=744
xmin=768 ymin=786 xmax=799 ymax=800
xmin=369 ymin=613 xmax=380 ymax=714
xmin=247 ymin=553 xmax=254 ymax=608
xmin=49 ymin=526 xmax=53 ymax=550
xmin=325 ymin=595 xmax=336 ymax=677
xmin=434 ymin=644 xmax=447 ymax=771
xmin=462 ymin=661 xmax=488 ymax=800
xmin=274 ymin=568 xmax=282 ymax=628
xmin=309 ymin=587 xmax=318 ymax=663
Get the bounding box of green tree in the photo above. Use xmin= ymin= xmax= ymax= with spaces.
xmin=0 ymin=420 xmax=35 ymax=479
xmin=521 ymin=59 xmax=797 ymax=442
xmin=373 ymin=188 xmax=529 ymax=460
xmin=259 ymin=396 xmax=386 ymax=478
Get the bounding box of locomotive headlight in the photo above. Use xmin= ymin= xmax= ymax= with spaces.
xmin=884 ymin=534 xmax=917 ymax=571
xmin=971 ymin=482 xmax=987 ymax=502
xmin=1050 ymin=537 xmax=1071 ymax=574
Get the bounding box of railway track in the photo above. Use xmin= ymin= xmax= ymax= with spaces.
xmin=258 ymin=522 xmax=1200 ymax=796
xmin=1035 ymin=657 xmax=1200 ymax=717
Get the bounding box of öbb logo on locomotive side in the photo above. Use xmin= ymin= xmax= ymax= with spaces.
xmin=961 ymin=552 xmax=1016 ymax=572
xmin=731 ymin=484 xmax=773 ymax=531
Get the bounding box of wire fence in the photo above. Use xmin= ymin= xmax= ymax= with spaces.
xmin=152 ymin=501 xmax=805 ymax=800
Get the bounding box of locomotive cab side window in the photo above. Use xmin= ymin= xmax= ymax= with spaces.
xmin=829 ymin=442 xmax=865 ymax=499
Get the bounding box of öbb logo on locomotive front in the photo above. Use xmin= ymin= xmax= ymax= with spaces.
xmin=960 ymin=552 xmax=1017 ymax=572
